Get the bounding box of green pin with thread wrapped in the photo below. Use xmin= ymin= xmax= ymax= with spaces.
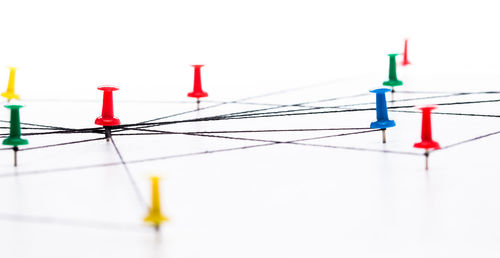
xmin=383 ymin=53 xmax=403 ymax=88
xmin=2 ymin=105 xmax=28 ymax=166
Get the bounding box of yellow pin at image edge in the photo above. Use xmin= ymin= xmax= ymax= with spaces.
xmin=144 ymin=176 xmax=169 ymax=229
xmin=1 ymin=67 xmax=20 ymax=100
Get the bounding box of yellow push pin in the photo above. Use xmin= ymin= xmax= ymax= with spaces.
xmin=144 ymin=176 xmax=169 ymax=231
xmin=1 ymin=67 xmax=20 ymax=101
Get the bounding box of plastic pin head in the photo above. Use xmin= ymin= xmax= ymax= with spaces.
xmin=187 ymin=65 xmax=208 ymax=99
xmin=383 ymin=54 xmax=403 ymax=87
xmin=1 ymin=67 xmax=20 ymax=100
xmin=401 ymin=39 xmax=411 ymax=66
xmin=2 ymin=105 xmax=28 ymax=146
xmin=370 ymin=88 xmax=396 ymax=129
xmin=95 ymin=86 xmax=121 ymax=127
xmin=413 ymin=105 xmax=440 ymax=150
xmin=144 ymin=176 xmax=169 ymax=229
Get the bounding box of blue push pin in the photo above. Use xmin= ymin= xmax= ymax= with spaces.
xmin=370 ymin=88 xmax=395 ymax=143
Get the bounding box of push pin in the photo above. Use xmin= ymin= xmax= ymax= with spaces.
xmin=401 ymin=39 xmax=411 ymax=66
xmin=2 ymin=105 xmax=28 ymax=166
xmin=95 ymin=86 xmax=121 ymax=141
xmin=369 ymin=88 xmax=395 ymax=143
xmin=383 ymin=54 xmax=403 ymax=100
xmin=187 ymin=65 xmax=208 ymax=110
xmin=413 ymin=105 xmax=440 ymax=170
xmin=1 ymin=67 xmax=20 ymax=101
xmin=144 ymin=176 xmax=169 ymax=231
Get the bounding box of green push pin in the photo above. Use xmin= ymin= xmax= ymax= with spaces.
xmin=383 ymin=53 xmax=403 ymax=88
xmin=2 ymin=105 xmax=28 ymax=166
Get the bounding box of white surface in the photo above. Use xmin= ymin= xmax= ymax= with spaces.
xmin=1 ymin=1 xmax=500 ymax=257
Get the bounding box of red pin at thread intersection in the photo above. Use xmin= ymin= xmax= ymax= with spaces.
xmin=413 ymin=105 xmax=440 ymax=170
xmin=95 ymin=86 xmax=121 ymax=141
xmin=187 ymin=65 xmax=208 ymax=109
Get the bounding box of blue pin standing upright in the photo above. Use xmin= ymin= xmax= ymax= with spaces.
xmin=370 ymin=88 xmax=395 ymax=143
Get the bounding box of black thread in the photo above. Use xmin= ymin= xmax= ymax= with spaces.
xmin=1 ymin=89 xmax=499 ymax=180
xmin=112 ymin=127 xmax=372 ymax=136
xmin=110 ymin=137 xmax=149 ymax=210
xmin=431 ymin=129 xmax=500 ymax=152
xmin=18 ymin=137 xmax=106 ymax=151
xmin=126 ymin=127 xmax=422 ymax=156
xmin=138 ymin=76 xmax=365 ymax=123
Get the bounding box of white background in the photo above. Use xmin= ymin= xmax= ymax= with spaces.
xmin=1 ymin=0 xmax=500 ymax=257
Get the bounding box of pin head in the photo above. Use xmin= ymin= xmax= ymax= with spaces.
xmin=370 ymin=88 xmax=395 ymax=129
xmin=371 ymin=120 xmax=395 ymax=129
xmin=414 ymin=140 xmax=440 ymax=150
xmin=187 ymin=91 xmax=208 ymax=98
xmin=416 ymin=104 xmax=438 ymax=112
xmin=97 ymin=86 xmax=119 ymax=92
xmin=144 ymin=175 xmax=169 ymax=228
xmin=383 ymin=53 xmax=403 ymax=87
xmin=402 ymin=39 xmax=411 ymax=66
xmin=1 ymin=92 xmax=20 ymax=100
xmin=1 ymin=67 xmax=20 ymax=100
xmin=4 ymin=104 xmax=23 ymax=110
xmin=2 ymin=136 xmax=29 ymax=146
xmin=95 ymin=117 xmax=121 ymax=127
xmin=2 ymin=104 xmax=28 ymax=147
xmin=413 ymin=105 xmax=440 ymax=150
xmin=370 ymin=88 xmax=392 ymax=94
xmin=188 ymin=65 xmax=208 ymax=99
xmin=95 ymin=85 xmax=120 ymax=127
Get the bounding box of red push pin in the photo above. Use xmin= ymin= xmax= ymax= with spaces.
xmin=413 ymin=105 xmax=440 ymax=170
xmin=95 ymin=86 xmax=121 ymax=141
xmin=401 ymin=39 xmax=411 ymax=66
xmin=188 ymin=65 xmax=208 ymax=110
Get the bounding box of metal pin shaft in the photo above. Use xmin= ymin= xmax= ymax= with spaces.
xmin=382 ymin=129 xmax=387 ymax=144
xmin=425 ymin=151 xmax=429 ymax=170
xmin=196 ymin=99 xmax=200 ymax=110
xmin=13 ymin=146 xmax=18 ymax=167
xmin=105 ymin=127 xmax=112 ymax=142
